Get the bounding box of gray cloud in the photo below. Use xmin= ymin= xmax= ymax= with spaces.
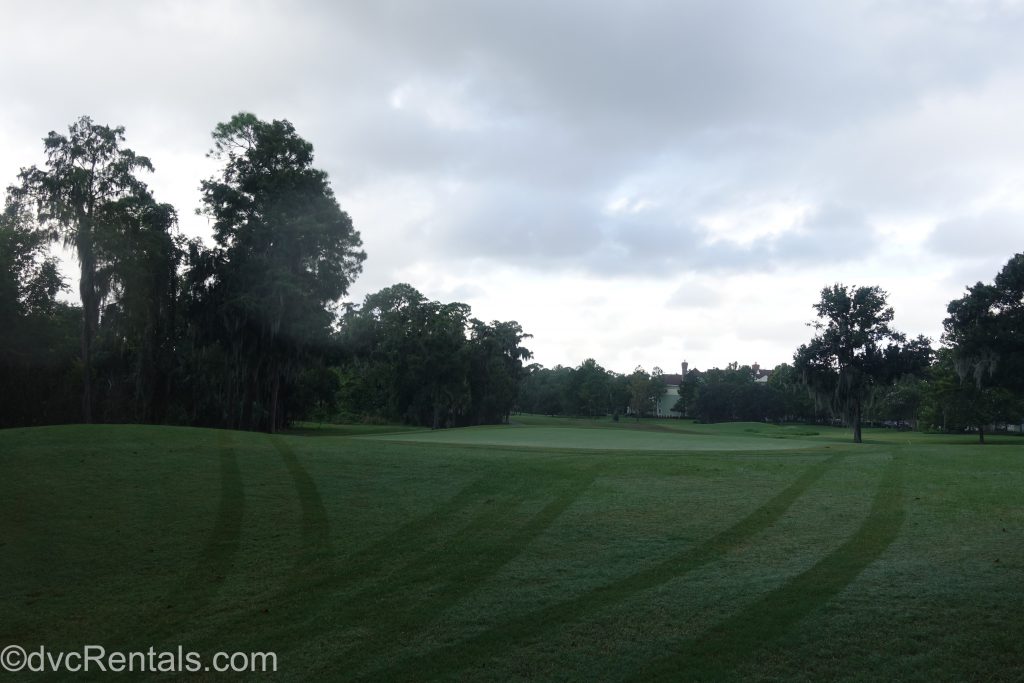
xmin=666 ymin=282 xmax=723 ymax=309
xmin=412 ymin=194 xmax=873 ymax=278
xmin=927 ymin=209 xmax=1024 ymax=258
xmin=765 ymin=205 xmax=875 ymax=265
xmin=3 ymin=0 xmax=1024 ymax=370
xmin=328 ymin=1 xmax=1018 ymax=134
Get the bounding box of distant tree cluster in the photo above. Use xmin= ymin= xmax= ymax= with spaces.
xmin=519 ymin=357 xmax=822 ymax=424
xmin=793 ymin=264 xmax=1024 ymax=443
xmin=673 ymin=363 xmax=820 ymax=424
xmin=335 ymin=284 xmax=532 ymax=427
xmin=518 ymin=359 xmax=630 ymax=417
xmin=517 ymin=361 xmax=670 ymax=420
xmin=628 ymin=367 xmax=667 ymax=421
xmin=0 ymin=114 xmax=531 ymax=431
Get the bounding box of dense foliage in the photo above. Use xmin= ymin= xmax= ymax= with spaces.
xmin=337 ymin=284 xmax=532 ymax=427
xmin=923 ymin=255 xmax=1024 ymax=441
xmin=0 ymin=115 xmax=530 ymax=431
xmin=17 ymin=117 xmax=158 ymax=422
xmin=683 ymin=366 xmax=781 ymax=423
xmin=182 ymin=113 xmax=366 ymax=431
xmin=0 ymin=199 xmax=80 ymax=427
xmin=789 ymin=272 xmax=1024 ymax=443
xmin=518 ymin=362 xmax=684 ymax=420
xmin=794 ymin=285 xmax=932 ymax=442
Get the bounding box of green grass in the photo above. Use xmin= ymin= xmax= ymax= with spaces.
xmin=1 ymin=419 xmax=1022 ymax=680
xmin=358 ymin=423 xmax=836 ymax=451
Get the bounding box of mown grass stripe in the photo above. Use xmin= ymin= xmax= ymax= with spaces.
xmin=633 ymin=454 xmax=904 ymax=681
xmin=103 ymin=429 xmax=246 ymax=649
xmin=178 ymin=473 xmax=513 ymax=654
xmin=334 ymin=470 xmax=600 ymax=676
xmin=163 ymin=430 xmax=246 ymax=619
xmin=370 ymin=454 xmax=844 ymax=681
xmin=269 ymin=435 xmax=335 ymax=584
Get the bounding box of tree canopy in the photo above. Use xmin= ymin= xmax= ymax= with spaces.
xmin=936 ymin=254 xmax=1024 ymax=441
xmin=190 ymin=113 xmax=366 ymax=431
xmin=16 ymin=116 xmax=156 ymax=422
xmin=337 ymin=284 xmax=531 ymax=427
xmin=794 ymin=284 xmax=923 ymax=442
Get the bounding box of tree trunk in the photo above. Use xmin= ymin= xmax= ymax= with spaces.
xmin=979 ymin=425 xmax=985 ymax=444
xmin=852 ymin=403 xmax=862 ymax=443
xmin=427 ymin=384 xmax=439 ymax=429
xmin=268 ymin=368 xmax=281 ymax=434
xmin=79 ymin=250 xmax=96 ymax=424
xmin=80 ymin=311 xmax=92 ymax=423
xmin=240 ymin=362 xmax=259 ymax=431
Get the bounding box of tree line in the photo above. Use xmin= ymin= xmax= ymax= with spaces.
xmin=795 ymin=265 xmax=1024 ymax=443
xmin=0 ymin=115 xmax=532 ymax=431
xmin=517 ymin=359 xmax=822 ymax=424
xmin=517 ymin=361 xmax=670 ymax=420
xmin=516 ymin=256 xmax=1024 ymax=444
xmin=4 ymin=116 xmax=1022 ymax=439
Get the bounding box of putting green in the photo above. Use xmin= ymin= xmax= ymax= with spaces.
xmin=359 ymin=424 xmax=833 ymax=451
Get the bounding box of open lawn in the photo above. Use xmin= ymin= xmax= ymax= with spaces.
xmin=358 ymin=424 xmax=834 ymax=451
xmin=2 ymin=419 xmax=1022 ymax=680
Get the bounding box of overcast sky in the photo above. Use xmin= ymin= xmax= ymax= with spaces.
xmin=3 ymin=0 xmax=1022 ymax=374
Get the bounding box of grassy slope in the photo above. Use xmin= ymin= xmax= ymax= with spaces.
xmin=1 ymin=421 xmax=1022 ymax=680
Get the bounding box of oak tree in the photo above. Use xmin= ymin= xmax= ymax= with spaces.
xmin=794 ymin=284 xmax=905 ymax=443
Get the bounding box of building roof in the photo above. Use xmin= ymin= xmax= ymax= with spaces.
xmin=659 ymin=373 xmax=685 ymax=385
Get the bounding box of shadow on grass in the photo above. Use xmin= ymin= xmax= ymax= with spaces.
xmin=165 ymin=430 xmax=245 ymax=624
xmin=325 ymin=469 xmax=600 ymax=675
xmin=632 ymin=454 xmax=905 ymax=681
xmin=108 ymin=429 xmax=246 ymax=649
xmin=270 ymin=436 xmax=336 ymax=585
xmin=188 ymin=474 xmax=515 ymax=652
xmin=368 ymin=453 xmax=846 ymax=681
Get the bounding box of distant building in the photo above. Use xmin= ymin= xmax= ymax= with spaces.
xmin=654 ymin=361 xmax=772 ymax=417
xmin=654 ymin=362 xmax=688 ymax=417
xmin=752 ymin=362 xmax=771 ymax=383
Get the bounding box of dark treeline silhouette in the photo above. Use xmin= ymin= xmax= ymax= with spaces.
xmin=922 ymin=254 xmax=1024 ymax=442
xmin=336 ymin=284 xmax=532 ymax=427
xmin=518 ymin=360 xmax=628 ymax=417
xmin=0 ymin=114 xmax=531 ymax=431
xmin=678 ymin=364 xmax=821 ymax=424
xmin=5 ymin=116 xmax=1023 ymax=437
xmin=518 ymin=361 xmax=673 ymax=419
xmin=0 ymin=198 xmax=80 ymax=427
xmin=516 ymin=359 xmax=828 ymax=424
